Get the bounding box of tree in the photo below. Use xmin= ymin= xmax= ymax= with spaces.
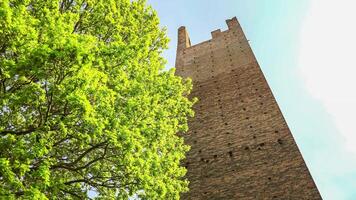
xmin=0 ymin=0 xmax=195 ymax=199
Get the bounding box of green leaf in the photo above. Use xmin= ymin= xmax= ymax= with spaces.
xmin=0 ymin=0 xmax=194 ymax=199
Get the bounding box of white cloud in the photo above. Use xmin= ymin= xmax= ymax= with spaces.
xmin=299 ymin=0 xmax=356 ymax=154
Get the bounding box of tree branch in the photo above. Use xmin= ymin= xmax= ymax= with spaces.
xmin=73 ymin=143 xmax=109 ymax=171
xmin=60 ymin=189 xmax=83 ymax=199
xmin=72 ymin=2 xmax=88 ymax=34
xmin=0 ymin=127 xmax=36 ymax=136
xmin=68 ymin=141 xmax=108 ymax=166
xmin=51 ymin=142 xmax=109 ymax=171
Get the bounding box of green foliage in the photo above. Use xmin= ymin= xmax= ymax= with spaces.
xmin=0 ymin=0 xmax=195 ymax=199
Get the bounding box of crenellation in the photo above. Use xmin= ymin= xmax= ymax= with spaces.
xmin=226 ymin=17 xmax=240 ymax=30
xmin=211 ymin=29 xmax=222 ymax=38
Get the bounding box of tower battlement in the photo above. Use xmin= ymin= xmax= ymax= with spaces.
xmin=177 ymin=17 xmax=240 ymax=52
xmin=175 ymin=17 xmax=321 ymax=199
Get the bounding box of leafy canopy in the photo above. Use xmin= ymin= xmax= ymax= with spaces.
xmin=0 ymin=0 xmax=195 ymax=199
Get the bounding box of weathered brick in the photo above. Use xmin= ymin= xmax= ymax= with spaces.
xmin=175 ymin=17 xmax=321 ymax=200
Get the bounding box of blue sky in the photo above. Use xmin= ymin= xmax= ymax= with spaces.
xmin=147 ymin=0 xmax=356 ymax=199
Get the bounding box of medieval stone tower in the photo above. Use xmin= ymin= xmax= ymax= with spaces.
xmin=175 ymin=17 xmax=321 ymax=199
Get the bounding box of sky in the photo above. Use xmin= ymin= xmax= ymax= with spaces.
xmin=147 ymin=0 xmax=356 ymax=199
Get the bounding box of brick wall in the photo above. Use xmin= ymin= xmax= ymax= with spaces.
xmin=175 ymin=17 xmax=321 ymax=200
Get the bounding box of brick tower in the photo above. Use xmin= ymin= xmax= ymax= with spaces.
xmin=175 ymin=17 xmax=321 ymax=199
